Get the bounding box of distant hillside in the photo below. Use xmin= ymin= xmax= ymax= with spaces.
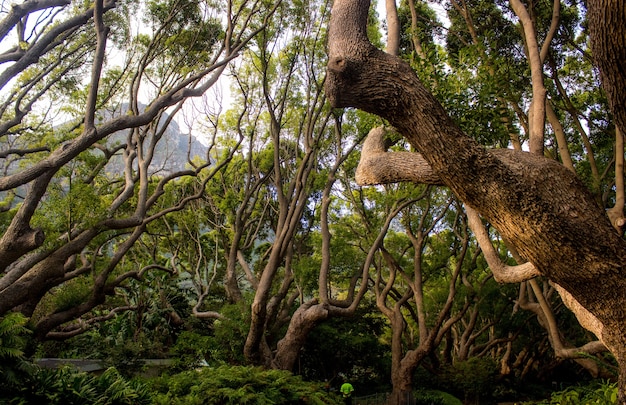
xmin=101 ymin=103 xmax=208 ymax=176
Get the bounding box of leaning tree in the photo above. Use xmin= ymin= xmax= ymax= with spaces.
xmin=325 ymin=0 xmax=626 ymax=402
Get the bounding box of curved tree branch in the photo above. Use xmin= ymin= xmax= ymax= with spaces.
xmin=465 ymin=205 xmax=540 ymax=283
xmin=356 ymin=126 xmax=443 ymax=186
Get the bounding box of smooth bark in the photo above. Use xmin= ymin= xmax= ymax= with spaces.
xmin=509 ymin=0 xmax=546 ymax=155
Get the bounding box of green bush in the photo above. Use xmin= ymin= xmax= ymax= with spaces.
xmin=414 ymin=390 xmax=446 ymax=405
xmin=150 ymin=365 xmax=344 ymax=404
xmin=100 ymin=336 xmax=150 ymax=378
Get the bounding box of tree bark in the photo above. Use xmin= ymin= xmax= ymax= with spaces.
xmin=272 ymin=300 xmax=329 ymax=370
xmin=588 ymin=0 xmax=626 ymax=135
xmin=388 ymin=313 xmax=426 ymax=405
xmin=326 ymin=0 xmax=626 ymax=400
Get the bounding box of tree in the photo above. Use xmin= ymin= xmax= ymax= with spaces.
xmin=187 ymin=0 xmax=344 ymax=365
xmin=183 ymin=0 xmax=394 ymax=369
xmin=0 ymin=0 xmax=278 ymax=337
xmin=371 ymin=188 xmax=473 ymax=403
xmin=325 ymin=0 xmax=626 ymax=402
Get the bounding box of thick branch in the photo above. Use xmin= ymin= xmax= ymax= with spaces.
xmin=356 ymin=127 xmax=443 ymax=186
xmin=551 ymin=283 xmax=606 ymax=346
xmin=43 ymin=305 xmax=136 ymax=340
xmin=192 ymin=309 xmax=225 ymax=320
xmin=588 ymin=0 xmax=626 ymax=134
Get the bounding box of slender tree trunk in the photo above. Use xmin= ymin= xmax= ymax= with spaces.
xmin=407 ymin=0 xmax=426 ymax=59
xmin=245 ymin=248 xmax=284 ymax=365
xmin=225 ymin=239 xmax=244 ymax=303
xmin=384 ymin=0 xmax=400 ymax=56
xmin=545 ymin=101 xmax=575 ymax=172
xmin=510 ymin=0 xmax=546 ymax=155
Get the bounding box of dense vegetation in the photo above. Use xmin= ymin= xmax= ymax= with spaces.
xmin=0 ymin=0 xmax=622 ymax=402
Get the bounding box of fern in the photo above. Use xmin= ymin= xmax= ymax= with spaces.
xmin=150 ymin=365 xmax=344 ymax=404
xmin=0 ymin=312 xmax=36 ymax=390
xmin=526 ymin=380 xmax=618 ymax=405
xmin=0 ymin=313 xmax=30 ymax=357
xmin=97 ymin=367 xmax=152 ymax=404
xmin=4 ymin=365 xmax=152 ymax=404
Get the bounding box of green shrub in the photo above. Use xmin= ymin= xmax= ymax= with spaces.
xmin=100 ymin=337 xmax=149 ymax=378
xmin=150 ymin=365 xmax=343 ymax=404
xmin=49 ymin=277 xmax=92 ymax=313
xmin=414 ymin=390 xmax=446 ymax=405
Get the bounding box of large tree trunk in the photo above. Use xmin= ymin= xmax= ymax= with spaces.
xmin=387 ymin=312 xmax=427 ymax=405
xmin=325 ymin=0 xmax=626 ymax=401
xmin=389 ymin=346 xmax=431 ymax=405
xmin=388 ymin=377 xmax=413 ymax=405
xmin=388 ymin=311 xmax=411 ymax=405
xmin=272 ymin=300 xmax=329 ymax=370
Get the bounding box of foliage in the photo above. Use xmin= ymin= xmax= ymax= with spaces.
xmin=150 ymin=365 xmax=343 ymax=405
xmin=0 ymin=313 xmax=35 ymax=391
xmin=299 ymin=301 xmax=391 ymax=394
xmin=1 ymin=366 xmax=152 ymax=405
xmin=99 ymin=336 xmax=151 ymax=378
xmin=169 ymin=330 xmax=215 ymax=371
xmin=524 ymin=380 xmax=618 ymax=405
xmin=208 ymin=302 xmax=251 ymax=364
xmin=44 ymin=309 xmax=171 ymax=377
xmin=437 ymin=357 xmax=498 ymax=404
xmin=167 ymin=312 xmax=251 ymax=371
xmin=0 ymin=0 xmax=617 ymax=399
